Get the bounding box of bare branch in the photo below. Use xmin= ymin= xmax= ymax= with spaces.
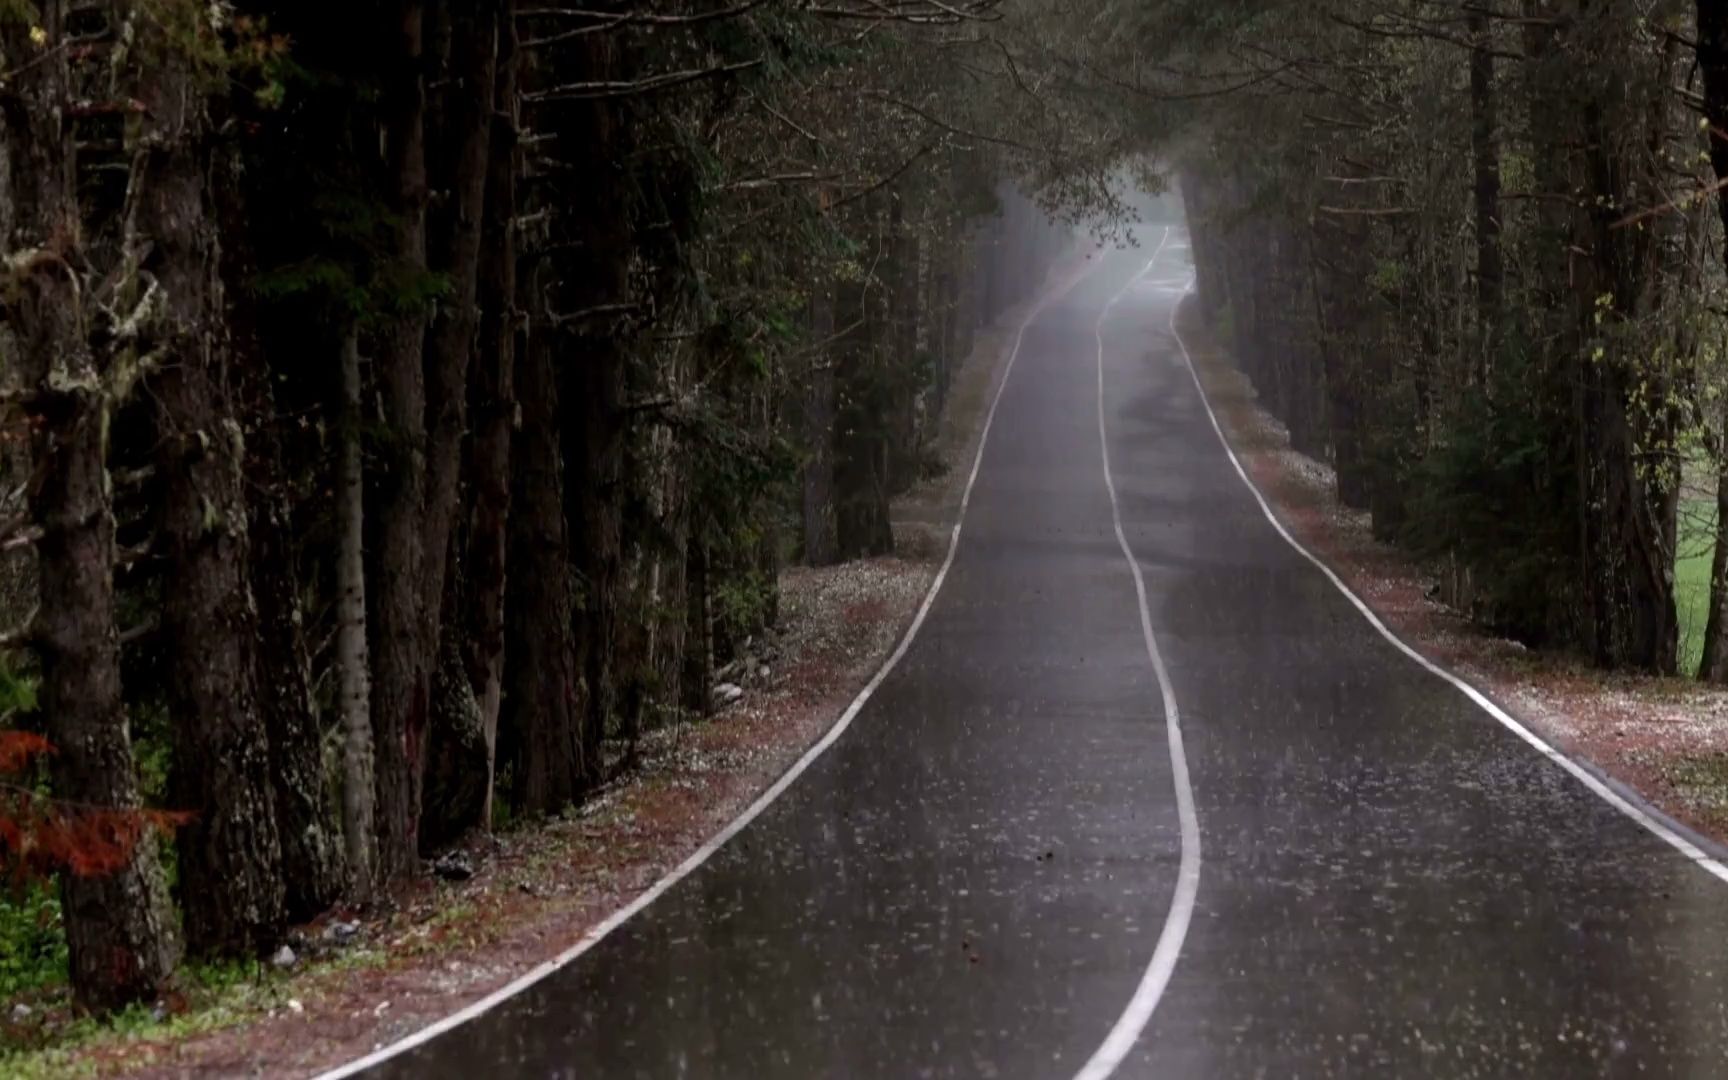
xmin=525 ymin=60 xmax=763 ymax=102
xmin=864 ymin=92 xmax=1038 ymax=153
xmin=519 ymin=0 xmax=772 ymax=48
xmin=0 ymin=605 xmax=35 ymax=650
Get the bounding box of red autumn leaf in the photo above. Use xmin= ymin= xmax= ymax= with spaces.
xmin=0 ymin=730 xmax=52 ymax=772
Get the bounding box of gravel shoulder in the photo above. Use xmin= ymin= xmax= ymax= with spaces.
xmin=0 ymin=251 xmax=1093 ymax=1080
xmin=1176 ymin=296 xmax=1728 ymax=849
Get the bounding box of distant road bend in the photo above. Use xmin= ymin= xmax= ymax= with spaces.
xmin=328 ymin=229 xmax=1728 ymax=1079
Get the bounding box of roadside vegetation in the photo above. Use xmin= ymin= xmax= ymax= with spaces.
xmin=1173 ymin=1 xmax=1728 ymax=683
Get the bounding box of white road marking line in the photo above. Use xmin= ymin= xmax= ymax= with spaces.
xmin=1075 ymin=228 xmax=1204 ymax=1080
xmin=1164 ymin=236 xmax=1728 ymax=888
xmin=313 ymin=258 xmax=1101 ymax=1080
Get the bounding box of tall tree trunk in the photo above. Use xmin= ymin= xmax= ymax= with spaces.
xmin=1522 ymin=0 xmax=1593 ymax=650
xmin=461 ymin=0 xmax=518 ymax=827
xmin=505 ymin=267 xmax=583 ymax=815
xmin=681 ymin=537 xmax=712 ymax=716
xmin=834 ymin=215 xmax=896 ymax=560
xmin=0 ymin=4 xmax=177 ymax=1009
xmin=140 ymin=64 xmax=287 ymax=957
xmin=931 ymin=238 xmax=957 ymax=418
xmin=886 ymin=196 xmax=921 ymax=491
xmin=802 ymin=281 xmax=838 ymax=565
xmin=422 ymin=0 xmax=497 ymax=697
xmin=1571 ymin=22 xmax=1679 ymax=673
xmin=337 ymin=329 xmax=378 ymax=898
xmin=416 ymin=0 xmax=499 ymax=854
xmin=212 ymin=108 xmax=346 ymax=921
xmin=33 ymin=373 xmax=181 ymax=1006
xmin=250 ymin=467 xmax=345 ymax=919
xmin=1310 ymin=221 xmax=1371 ymax=511
xmin=1467 ymin=3 xmax=1503 ymax=386
xmin=368 ymin=0 xmax=433 ymax=880
xmin=553 ymin=34 xmax=630 ymax=790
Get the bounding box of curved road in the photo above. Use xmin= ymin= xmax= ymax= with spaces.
xmin=340 ymin=232 xmax=1728 ymax=1078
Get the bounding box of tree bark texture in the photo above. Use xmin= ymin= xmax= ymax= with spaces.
xmin=140 ymin=62 xmax=288 ymax=956
xmin=802 ymin=282 xmax=839 ymax=566
xmin=416 ymin=0 xmax=500 ymax=854
xmin=460 ymin=0 xmax=519 ymax=825
xmin=1467 ymin=3 xmax=1503 ymax=386
xmin=368 ymin=0 xmax=433 ymax=880
xmin=551 ymin=34 xmax=630 ymax=788
xmin=214 ymin=126 xmax=346 ymax=921
xmin=337 ymin=329 xmax=378 ymax=897
xmin=505 ymin=265 xmax=584 ymax=815
xmin=0 ymin=3 xmax=177 ymax=1007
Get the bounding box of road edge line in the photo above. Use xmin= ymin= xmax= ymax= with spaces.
xmin=1167 ymin=264 xmax=1728 ymax=889
xmin=1074 ymin=228 xmax=1203 ymax=1080
xmin=311 ymin=251 xmax=1099 ymax=1080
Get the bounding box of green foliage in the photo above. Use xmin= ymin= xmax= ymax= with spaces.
xmin=0 ymin=952 xmax=338 ymax=1077
xmin=1366 ymin=259 xmax=1408 ymax=298
xmin=0 ymin=882 xmax=66 ymax=999
xmin=0 ymin=1 xmax=35 ymax=28
xmin=252 ymin=257 xmax=366 ymax=315
xmin=711 ymin=570 xmax=778 ymax=656
xmin=1400 ymin=350 xmax=1583 ymax=646
xmin=134 ymin=728 xmax=172 ymax=808
xmin=0 ymin=659 xmax=35 ymax=717
xmin=251 ymin=188 xmax=449 ymax=324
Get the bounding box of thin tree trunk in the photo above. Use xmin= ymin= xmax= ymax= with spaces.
xmin=338 ymin=329 xmax=377 ymax=898
xmin=462 ymin=0 xmax=518 ymax=827
xmin=802 ymin=282 xmax=838 ymax=565
xmin=368 ymin=0 xmax=433 ymax=880
xmin=931 ymin=241 xmax=956 ymax=418
xmin=1467 ymin=3 xmax=1503 ymax=386
xmin=886 ymin=196 xmax=921 ymax=491
xmin=681 ymin=537 xmax=712 ymax=715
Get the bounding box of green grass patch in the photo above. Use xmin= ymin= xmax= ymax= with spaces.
xmin=1 ymin=983 xmax=268 ymax=1080
xmin=1676 ymin=497 xmax=1716 ymax=678
xmin=0 ymin=948 xmax=389 ymax=1077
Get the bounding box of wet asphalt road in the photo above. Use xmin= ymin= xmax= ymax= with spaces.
xmin=355 ymin=234 xmax=1728 ymax=1078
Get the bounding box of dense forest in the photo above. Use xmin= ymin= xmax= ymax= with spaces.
xmin=7 ymin=0 xmax=1728 ymax=1024
xmin=0 ymin=0 xmax=1110 ymax=1011
xmin=1176 ymin=0 xmax=1728 ymax=677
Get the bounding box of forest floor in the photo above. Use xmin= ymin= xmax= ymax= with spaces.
xmin=1175 ymin=297 xmax=1728 ymax=852
xmin=0 ymin=253 xmax=1095 ymax=1080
